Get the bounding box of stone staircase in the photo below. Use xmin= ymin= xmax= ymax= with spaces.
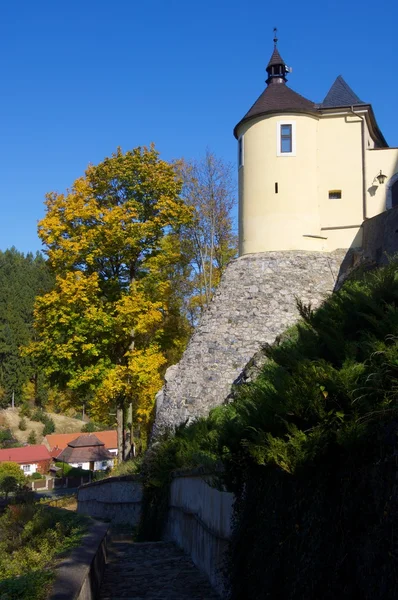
xmin=99 ymin=539 xmax=220 ymax=599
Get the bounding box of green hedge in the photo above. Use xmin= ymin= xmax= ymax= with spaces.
xmin=142 ymin=262 xmax=398 ymax=597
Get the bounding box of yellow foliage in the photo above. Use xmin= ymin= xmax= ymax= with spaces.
xmin=27 ymin=145 xmax=193 ymax=437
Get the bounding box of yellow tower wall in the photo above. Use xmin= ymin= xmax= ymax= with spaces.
xmin=238 ymin=113 xmax=323 ymax=254
xmin=317 ymin=114 xmax=364 ymax=251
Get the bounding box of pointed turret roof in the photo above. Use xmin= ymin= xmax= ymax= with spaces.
xmin=321 ymin=75 xmax=365 ymax=108
xmin=267 ymin=47 xmax=285 ymax=68
xmin=234 ymin=41 xmax=316 ymax=137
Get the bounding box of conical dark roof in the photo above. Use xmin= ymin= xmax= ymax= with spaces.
xmin=234 ymin=84 xmax=315 ymax=137
xmin=68 ymin=434 xmax=104 ymax=448
xmin=267 ymin=47 xmax=285 ymax=68
xmin=321 ymin=75 xmax=365 ymax=108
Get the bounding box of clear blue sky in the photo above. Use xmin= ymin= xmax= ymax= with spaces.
xmin=0 ymin=0 xmax=396 ymax=254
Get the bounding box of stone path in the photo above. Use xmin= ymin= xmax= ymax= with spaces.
xmin=99 ymin=540 xmax=220 ymax=599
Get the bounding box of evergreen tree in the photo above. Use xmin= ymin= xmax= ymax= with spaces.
xmin=0 ymin=248 xmax=54 ymax=406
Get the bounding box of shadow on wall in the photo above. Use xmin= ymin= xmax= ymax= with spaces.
xmin=332 ymin=204 xmax=398 ymax=291
xmin=362 ymin=205 xmax=398 ymax=265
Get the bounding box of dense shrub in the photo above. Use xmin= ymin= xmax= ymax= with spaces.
xmin=81 ymin=421 xmax=96 ymax=432
xmin=19 ymin=403 xmax=32 ymax=419
xmin=0 ymin=462 xmax=26 ymax=498
xmin=30 ymin=472 xmax=43 ymax=480
xmin=0 ymin=428 xmax=14 ymax=448
xmin=30 ymin=408 xmax=44 ymax=422
xmin=142 ymin=262 xmax=398 ymax=597
xmin=0 ymin=504 xmax=88 ymax=600
xmin=27 ymin=430 xmax=37 ymax=444
xmin=18 ymin=418 xmax=27 ymax=431
xmin=53 ymin=462 xmax=90 ymax=478
xmin=42 ymin=416 xmax=55 ymax=436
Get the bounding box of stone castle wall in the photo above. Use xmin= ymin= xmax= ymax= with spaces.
xmin=154 ymin=249 xmax=356 ymax=433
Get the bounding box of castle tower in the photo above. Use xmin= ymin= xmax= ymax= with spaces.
xmin=234 ymin=37 xmax=321 ymax=255
xmin=234 ymin=37 xmax=397 ymax=256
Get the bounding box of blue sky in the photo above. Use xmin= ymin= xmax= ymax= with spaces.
xmin=0 ymin=0 xmax=396 ymax=254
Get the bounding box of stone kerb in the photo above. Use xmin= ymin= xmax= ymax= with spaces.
xmin=49 ymin=520 xmax=109 ymax=600
xmin=77 ymin=475 xmax=143 ymax=525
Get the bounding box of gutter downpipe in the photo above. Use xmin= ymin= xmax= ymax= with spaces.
xmin=350 ymin=105 xmax=367 ymax=221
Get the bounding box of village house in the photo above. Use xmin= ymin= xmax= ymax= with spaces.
xmin=43 ymin=430 xmax=118 ymax=458
xmin=0 ymin=445 xmax=52 ymax=476
xmin=56 ymin=434 xmax=115 ymax=471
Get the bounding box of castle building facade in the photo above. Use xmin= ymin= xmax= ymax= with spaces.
xmin=234 ymin=42 xmax=398 ymax=255
xmin=154 ymin=41 xmax=398 ymax=436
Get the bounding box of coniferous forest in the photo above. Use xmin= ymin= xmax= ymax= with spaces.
xmin=0 ymin=248 xmax=54 ymax=408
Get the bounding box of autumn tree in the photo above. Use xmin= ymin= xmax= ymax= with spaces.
xmin=26 ymin=146 xmax=192 ymax=457
xmin=176 ymin=150 xmax=238 ymax=324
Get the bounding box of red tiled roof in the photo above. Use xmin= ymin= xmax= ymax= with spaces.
xmin=43 ymin=430 xmax=117 ymax=452
xmin=0 ymin=445 xmax=51 ymax=464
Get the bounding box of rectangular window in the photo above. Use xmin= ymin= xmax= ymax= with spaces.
xmin=329 ymin=190 xmax=342 ymax=199
xmin=277 ymin=121 xmax=296 ymax=156
xmin=280 ymin=124 xmax=292 ymax=153
xmin=238 ymin=136 xmax=244 ymax=168
xmin=22 ymin=464 xmax=31 ymax=473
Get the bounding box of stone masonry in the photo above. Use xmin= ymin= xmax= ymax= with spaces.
xmin=154 ymin=249 xmax=356 ymax=434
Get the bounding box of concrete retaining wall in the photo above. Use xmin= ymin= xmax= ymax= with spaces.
xmin=164 ymin=473 xmax=233 ymax=595
xmin=77 ymin=475 xmax=142 ymax=525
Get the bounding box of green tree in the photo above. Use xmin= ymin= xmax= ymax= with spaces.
xmin=26 ymin=145 xmax=192 ymax=456
xmin=27 ymin=430 xmax=37 ymax=444
xmin=0 ymin=462 xmax=25 ymax=498
xmin=0 ymin=248 xmax=54 ymax=407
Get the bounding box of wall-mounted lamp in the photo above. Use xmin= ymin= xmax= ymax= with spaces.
xmin=376 ymin=170 xmax=388 ymax=185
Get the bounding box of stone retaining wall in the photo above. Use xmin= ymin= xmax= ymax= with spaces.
xmin=77 ymin=475 xmax=142 ymax=525
xmin=154 ymin=249 xmax=355 ymax=434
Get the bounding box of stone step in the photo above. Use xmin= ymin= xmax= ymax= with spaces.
xmin=99 ymin=541 xmax=219 ymax=599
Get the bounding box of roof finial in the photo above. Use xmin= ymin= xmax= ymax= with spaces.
xmin=273 ymin=27 xmax=278 ymax=47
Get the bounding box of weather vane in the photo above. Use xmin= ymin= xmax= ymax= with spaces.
xmin=273 ymin=27 xmax=278 ymax=47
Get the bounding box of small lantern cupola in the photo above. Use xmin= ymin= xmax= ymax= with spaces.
xmin=266 ymin=28 xmax=288 ymax=85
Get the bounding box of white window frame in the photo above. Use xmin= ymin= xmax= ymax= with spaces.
xmin=277 ymin=120 xmax=296 ymax=157
xmin=22 ymin=464 xmax=31 ymax=473
xmin=238 ymin=135 xmax=244 ymax=168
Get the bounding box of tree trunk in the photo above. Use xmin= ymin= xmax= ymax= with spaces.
xmin=117 ymin=403 xmax=124 ymax=462
xmin=126 ymin=402 xmax=135 ymax=459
